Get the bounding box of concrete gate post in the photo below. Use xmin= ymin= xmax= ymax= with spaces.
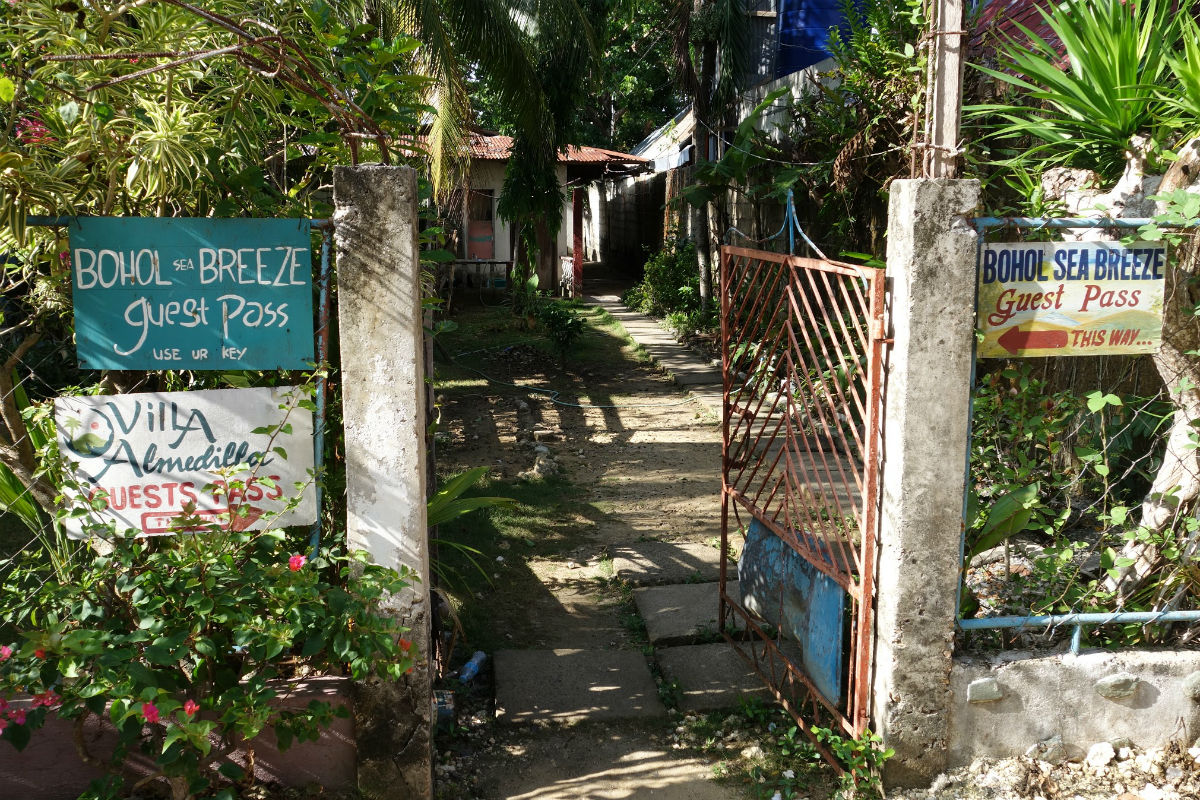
xmin=333 ymin=165 xmax=432 ymax=799
xmin=872 ymin=178 xmax=979 ymax=787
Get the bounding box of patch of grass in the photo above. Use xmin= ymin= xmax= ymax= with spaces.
xmin=676 ymin=701 xmax=833 ymax=800
xmin=656 ymin=675 xmax=682 ymax=708
xmin=597 ymin=576 xmax=646 ymax=643
xmin=691 ymin=624 xmax=727 ymax=645
xmin=435 ymin=299 xmax=645 ymax=380
xmin=587 ymin=306 xmax=647 ymax=361
xmin=433 ymin=472 xmax=594 ymax=651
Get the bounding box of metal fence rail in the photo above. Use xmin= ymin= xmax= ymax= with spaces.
xmin=719 ymin=245 xmax=885 ymax=745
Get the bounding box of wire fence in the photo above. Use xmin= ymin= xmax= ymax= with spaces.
xmin=958 ymin=217 xmax=1200 ymax=652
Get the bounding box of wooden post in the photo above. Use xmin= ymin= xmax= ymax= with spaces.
xmin=924 ymin=0 xmax=967 ymax=178
xmin=572 ymin=188 xmax=584 ymax=298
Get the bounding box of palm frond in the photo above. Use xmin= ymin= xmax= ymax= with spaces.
xmin=968 ymin=0 xmax=1182 ymax=175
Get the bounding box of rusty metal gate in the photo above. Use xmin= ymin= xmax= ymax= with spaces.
xmin=718 ymin=245 xmax=886 ymax=747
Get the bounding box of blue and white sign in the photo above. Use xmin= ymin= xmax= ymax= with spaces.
xmin=70 ymin=217 xmax=315 ymax=370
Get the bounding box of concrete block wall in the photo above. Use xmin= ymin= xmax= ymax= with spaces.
xmin=949 ymin=650 xmax=1200 ymax=765
xmin=599 ymin=171 xmax=667 ymax=275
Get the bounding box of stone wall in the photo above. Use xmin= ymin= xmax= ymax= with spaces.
xmin=949 ymin=650 xmax=1200 ymax=765
xmin=596 ymin=170 xmax=668 ymax=275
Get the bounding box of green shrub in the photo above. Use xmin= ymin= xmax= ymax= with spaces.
xmin=538 ymin=301 xmax=586 ymax=363
xmin=623 ymin=239 xmax=701 ymax=317
xmin=969 ymin=364 xmax=1088 ymax=544
xmin=0 ymin=530 xmax=415 ymax=800
xmin=664 ymin=307 xmax=719 ymax=339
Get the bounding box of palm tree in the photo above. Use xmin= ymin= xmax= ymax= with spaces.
xmin=354 ymin=0 xmax=597 ymax=197
xmin=671 ymin=0 xmax=750 ymax=309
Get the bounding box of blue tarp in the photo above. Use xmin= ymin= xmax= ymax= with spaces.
xmin=776 ymin=0 xmax=850 ymax=77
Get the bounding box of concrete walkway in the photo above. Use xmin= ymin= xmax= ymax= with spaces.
xmin=494 ymin=293 xmax=766 ymax=737
xmin=586 ymin=293 xmax=723 ymax=417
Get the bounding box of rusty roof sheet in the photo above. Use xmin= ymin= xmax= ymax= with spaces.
xmin=969 ymin=0 xmax=1063 ymax=65
xmin=466 ymin=131 xmax=648 ymax=165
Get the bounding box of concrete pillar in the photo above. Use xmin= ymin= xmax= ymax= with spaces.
xmin=873 ymin=178 xmax=979 ymax=787
xmin=333 ymin=165 xmax=432 ymax=800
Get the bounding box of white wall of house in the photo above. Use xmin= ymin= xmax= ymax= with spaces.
xmin=463 ymin=160 xmax=573 ymax=265
xmin=735 ymin=57 xmax=836 ymax=142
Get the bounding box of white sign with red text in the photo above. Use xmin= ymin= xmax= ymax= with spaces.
xmin=55 ymin=386 xmax=315 ymax=538
xmin=978 ymin=241 xmax=1165 ymax=357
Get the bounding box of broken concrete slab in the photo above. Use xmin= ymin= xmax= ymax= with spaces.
xmin=686 ymin=386 xmax=723 ymax=419
xmin=634 ymin=582 xmax=743 ymax=646
xmin=495 ymin=649 xmax=666 ymax=724
xmin=610 ymin=541 xmax=726 ymax=586
xmin=657 ymin=643 xmax=770 ymax=712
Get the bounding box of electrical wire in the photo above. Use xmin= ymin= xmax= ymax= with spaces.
xmin=693 ymin=115 xmax=832 ymax=167
xmin=692 ymin=115 xmax=907 ymax=168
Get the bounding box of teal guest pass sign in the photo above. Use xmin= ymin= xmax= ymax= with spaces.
xmin=71 ymin=217 xmax=314 ymax=370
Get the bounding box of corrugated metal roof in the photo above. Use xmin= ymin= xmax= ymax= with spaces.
xmin=466 ymin=131 xmax=648 ymax=165
xmin=467 ymin=131 xmax=514 ymax=160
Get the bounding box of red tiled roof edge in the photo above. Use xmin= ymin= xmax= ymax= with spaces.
xmin=466 ymin=132 xmax=647 ymax=164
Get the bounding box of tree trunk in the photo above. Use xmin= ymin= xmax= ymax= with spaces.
xmin=693 ymin=28 xmax=718 ymax=312
xmin=696 ymin=200 xmax=713 ymax=310
xmin=535 ymin=220 xmax=556 ymax=289
xmin=1109 ymin=138 xmax=1200 ymax=599
xmin=1142 ymin=139 xmax=1200 ymax=529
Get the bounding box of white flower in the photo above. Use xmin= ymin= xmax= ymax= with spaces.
xmin=782 ymin=769 xmax=795 ymax=780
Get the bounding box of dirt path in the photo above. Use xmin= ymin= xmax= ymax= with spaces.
xmin=434 ymin=296 xmax=724 ymax=647
xmin=429 ymin=292 xmax=1200 ymax=800
xmin=430 ymin=295 xmax=744 ymax=799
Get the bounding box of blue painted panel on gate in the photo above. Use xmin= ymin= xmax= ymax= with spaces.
xmin=70 ymin=217 xmax=314 ymax=370
xmin=738 ymin=518 xmax=846 ymax=707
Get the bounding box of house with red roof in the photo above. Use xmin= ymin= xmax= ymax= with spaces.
xmin=454 ymin=130 xmax=647 ymax=296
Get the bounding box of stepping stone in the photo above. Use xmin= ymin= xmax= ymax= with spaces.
xmin=610 ymin=541 xmax=726 ymax=586
xmin=657 ymin=643 xmax=771 ymax=712
xmin=633 ymin=581 xmax=744 ymax=646
xmin=686 ymin=385 xmax=723 ymax=418
xmin=477 ymin=722 xmax=742 ymax=800
xmin=495 ymin=649 xmax=667 ymax=724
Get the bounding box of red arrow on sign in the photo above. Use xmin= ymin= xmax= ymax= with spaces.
xmin=998 ymin=326 xmax=1069 ymax=354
